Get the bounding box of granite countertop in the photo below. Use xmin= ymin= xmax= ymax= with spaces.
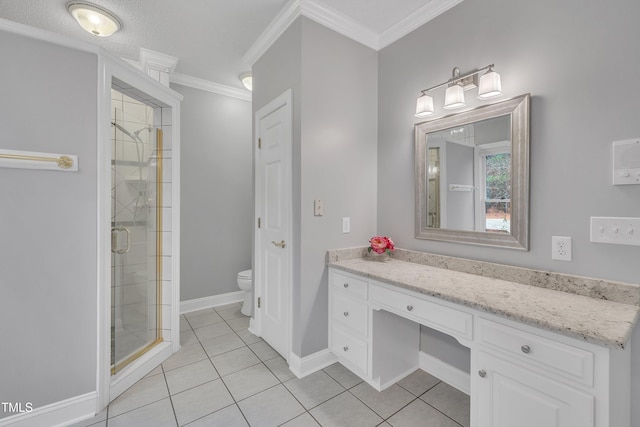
xmin=329 ymin=256 xmax=640 ymax=349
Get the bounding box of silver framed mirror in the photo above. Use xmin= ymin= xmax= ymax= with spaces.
xmin=415 ymin=94 xmax=530 ymax=250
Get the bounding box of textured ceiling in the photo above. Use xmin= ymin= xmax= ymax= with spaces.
xmin=0 ymin=0 xmax=439 ymax=90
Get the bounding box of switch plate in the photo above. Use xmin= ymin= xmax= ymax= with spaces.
xmin=314 ymin=199 xmax=324 ymax=216
xmin=590 ymin=217 xmax=640 ymax=246
xmin=342 ymin=217 xmax=350 ymax=233
xmin=552 ymin=236 xmax=572 ymax=261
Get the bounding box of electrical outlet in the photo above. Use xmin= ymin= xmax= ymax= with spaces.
xmin=552 ymin=236 xmax=572 ymax=261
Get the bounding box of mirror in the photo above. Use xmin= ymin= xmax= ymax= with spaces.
xmin=415 ymin=94 xmax=530 ymax=249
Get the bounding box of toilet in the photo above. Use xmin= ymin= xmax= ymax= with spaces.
xmin=237 ymin=269 xmax=253 ymax=316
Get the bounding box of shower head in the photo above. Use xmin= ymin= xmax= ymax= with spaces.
xmin=133 ymin=126 xmax=154 ymax=138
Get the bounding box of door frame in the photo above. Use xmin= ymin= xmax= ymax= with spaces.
xmin=253 ymin=89 xmax=293 ymax=363
xmin=96 ymin=56 xmax=182 ymax=411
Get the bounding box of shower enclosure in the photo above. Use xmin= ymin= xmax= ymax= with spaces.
xmin=110 ymin=88 xmax=163 ymax=374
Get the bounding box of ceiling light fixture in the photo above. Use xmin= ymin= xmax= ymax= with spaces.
xmin=415 ymin=64 xmax=502 ymax=117
xmin=239 ymin=72 xmax=252 ymax=91
xmin=67 ymin=1 xmax=122 ymax=37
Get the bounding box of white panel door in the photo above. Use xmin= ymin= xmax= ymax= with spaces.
xmin=255 ymin=90 xmax=292 ymax=360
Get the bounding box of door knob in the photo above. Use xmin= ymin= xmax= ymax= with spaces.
xmin=271 ymin=240 xmax=286 ymax=248
xmin=478 ymin=370 xmax=487 ymax=378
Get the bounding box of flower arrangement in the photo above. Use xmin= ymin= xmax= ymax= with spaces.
xmin=368 ymin=236 xmax=395 ymax=255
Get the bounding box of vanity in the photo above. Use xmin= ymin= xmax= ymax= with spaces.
xmin=327 ymin=249 xmax=639 ymax=427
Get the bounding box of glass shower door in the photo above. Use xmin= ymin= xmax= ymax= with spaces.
xmin=111 ymin=100 xmax=163 ymax=374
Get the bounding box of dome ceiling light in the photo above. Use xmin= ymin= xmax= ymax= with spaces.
xmin=67 ymin=1 xmax=122 ymax=37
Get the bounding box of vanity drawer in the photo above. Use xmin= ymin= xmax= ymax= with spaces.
xmin=331 ymin=293 xmax=368 ymax=337
xmin=331 ymin=271 xmax=368 ymax=300
xmin=331 ymin=326 xmax=368 ymax=373
xmin=370 ymin=285 xmax=473 ymax=341
xmin=479 ymin=318 xmax=594 ymax=386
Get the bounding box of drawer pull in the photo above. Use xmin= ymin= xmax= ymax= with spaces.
xmin=343 ymin=311 xmax=349 ymax=317
xmin=478 ymin=369 xmax=487 ymax=378
xmin=406 ymin=305 xmax=414 ymax=311
xmin=521 ymin=345 xmax=531 ymax=354
xmin=344 ymin=283 xmax=349 ymax=288
xmin=343 ymin=346 xmax=349 ymax=352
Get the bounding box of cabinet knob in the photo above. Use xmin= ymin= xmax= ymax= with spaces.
xmin=343 ymin=311 xmax=349 ymax=317
xmin=407 ymin=305 xmax=414 ymax=311
xmin=344 ymin=283 xmax=349 ymax=288
xmin=343 ymin=346 xmax=349 ymax=352
xmin=521 ymin=345 xmax=531 ymax=354
xmin=478 ymin=369 xmax=487 ymax=378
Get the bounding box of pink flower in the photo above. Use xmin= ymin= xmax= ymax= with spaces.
xmin=384 ymin=237 xmax=395 ymax=251
xmin=368 ymin=236 xmax=395 ymax=254
xmin=369 ymin=236 xmax=387 ymax=254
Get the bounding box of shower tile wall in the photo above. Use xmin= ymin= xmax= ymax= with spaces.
xmin=111 ymin=88 xmax=173 ymax=365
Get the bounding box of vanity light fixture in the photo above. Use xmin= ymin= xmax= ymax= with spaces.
xmin=444 ymin=83 xmax=465 ymax=110
xmin=239 ymin=72 xmax=253 ymax=91
xmin=478 ymin=66 xmax=502 ymax=99
xmin=415 ymin=64 xmax=502 ymax=117
xmin=67 ymin=1 xmax=122 ymax=37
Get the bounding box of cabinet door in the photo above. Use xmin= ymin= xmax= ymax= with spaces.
xmin=476 ymin=351 xmax=594 ymax=427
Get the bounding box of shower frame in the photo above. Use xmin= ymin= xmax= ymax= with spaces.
xmin=96 ymin=54 xmax=182 ymax=411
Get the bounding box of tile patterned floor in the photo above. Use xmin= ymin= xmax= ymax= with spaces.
xmin=72 ymin=303 xmax=470 ymax=427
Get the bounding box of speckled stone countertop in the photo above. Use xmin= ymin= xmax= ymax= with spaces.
xmin=327 ymin=248 xmax=640 ymax=349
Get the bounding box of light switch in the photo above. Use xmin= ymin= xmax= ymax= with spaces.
xmin=590 ymin=217 xmax=640 ymax=246
xmin=342 ymin=217 xmax=350 ymax=233
xmin=314 ymin=199 xmax=324 ymax=216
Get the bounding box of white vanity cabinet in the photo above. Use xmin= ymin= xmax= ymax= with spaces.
xmin=328 ymin=271 xmax=370 ymax=377
xmin=474 ymin=318 xmax=598 ymax=427
xmin=328 ymin=266 xmax=632 ymax=427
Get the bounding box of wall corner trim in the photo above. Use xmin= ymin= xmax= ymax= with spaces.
xmin=0 ymin=391 xmax=97 ymax=427
xmin=170 ymin=73 xmax=252 ymax=102
xmin=378 ymin=0 xmax=465 ymax=49
xmin=288 ymin=349 xmax=338 ymax=379
xmin=241 ymin=0 xmax=465 ymax=65
xmin=180 ymin=291 xmax=245 ymax=314
xmin=242 ymin=0 xmax=302 ymax=66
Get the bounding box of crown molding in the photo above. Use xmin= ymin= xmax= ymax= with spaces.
xmin=170 ymin=72 xmax=252 ymax=102
xmin=242 ymin=0 xmax=302 ymax=66
xmin=0 ymin=17 xmax=99 ymax=54
xmin=139 ymin=47 xmax=179 ymax=73
xmin=243 ymin=0 xmax=465 ymax=65
xmin=378 ymin=0 xmax=465 ymax=49
xmin=300 ymin=0 xmax=379 ymax=50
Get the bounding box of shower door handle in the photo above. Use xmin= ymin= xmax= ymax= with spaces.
xmin=111 ymin=227 xmax=131 ymax=254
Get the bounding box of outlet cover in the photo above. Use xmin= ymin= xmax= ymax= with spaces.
xmin=552 ymin=236 xmax=572 ymax=261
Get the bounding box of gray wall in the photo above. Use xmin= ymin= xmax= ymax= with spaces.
xmin=254 ymin=17 xmax=378 ymax=356
xmin=0 ymin=31 xmax=97 ymax=416
xmin=378 ymin=0 xmax=640 ymax=282
xmin=253 ymin=17 xmax=304 ymax=353
xmin=377 ymin=0 xmax=640 ymax=421
xmin=172 ymin=84 xmax=253 ymax=301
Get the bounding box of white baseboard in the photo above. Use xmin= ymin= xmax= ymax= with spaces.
xmin=248 ymin=317 xmax=258 ymax=336
xmin=289 ymin=349 xmax=338 ymax=379
xmin=0 ymin=391 xmax=96 ymax=427
xmin=419 ymin=351 xmax=470 ymax=395
xmin=180 ymin=291 xmax=244 ymax=314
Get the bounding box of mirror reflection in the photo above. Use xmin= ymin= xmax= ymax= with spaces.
xmin=426 ymin=115 xmax=511 ymax=233
xmin=415 ymin=94 xmax=530 ymax=250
